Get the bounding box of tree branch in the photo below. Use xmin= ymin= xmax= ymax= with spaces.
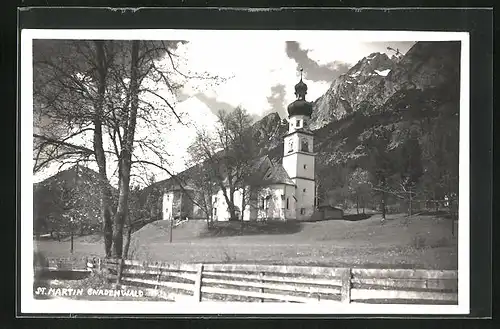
xmin=33 ymin=133 xmax=94 ymax=155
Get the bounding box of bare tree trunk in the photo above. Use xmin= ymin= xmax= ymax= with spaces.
xmin=408 ymin=188 xmax=413 ymax=217
xmin=93 ymin=40 xmax=113 ymax=258
xmin=112 ymin=40 xmax=140 ymax=258
xmin=221 ymin=185 xmax=237 ymax=221
xmin=70 ymin=229 xmax=74 ymax=254
xmin=356 ymin=194 xmax=359 ymax=215
xmin=119 ymin=222 xmax=133 ymax=285
xmin=381 ymin=191 xmax=386 ymax=221
xmin=449 ymin=198 xmax=455 ymax=237
xmin=240 ymin=187 xmax=246 ymax=221
xmin=123 ymin=225 xmax=133 ymax=258
xmin=315 ymin=180 xmax=319 ymax=208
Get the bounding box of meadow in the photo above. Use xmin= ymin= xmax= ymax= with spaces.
xmin=35 ymin=213 xmax=458 ymax=270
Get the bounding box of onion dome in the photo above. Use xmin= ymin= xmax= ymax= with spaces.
xmin=294 ymin=78 xmax=308 ymax=99
xmin=287 ymin=69 xmax=313 ymax=118
xmin=287 ymin=99 xmax=313 ymax=117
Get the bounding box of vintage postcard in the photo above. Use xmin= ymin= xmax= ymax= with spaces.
xmin=21 ymin=28 xmax=470 ymax=315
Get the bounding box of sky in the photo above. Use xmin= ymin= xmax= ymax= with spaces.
xmin=175 ymin=39 xmax=415 ymax=119
xmin=32 ymin=35 xmax=415 ymax=185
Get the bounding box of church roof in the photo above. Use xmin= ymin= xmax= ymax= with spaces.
xmin=229 ymin=155 xmax=295 ymax=187
xmin=166 ymin=183 xmax=196 ymax=192
xmin=287 ymin=71 xmax=313 ymax=118
xmin=287 ymin=99 xmax=313 ymax=118
xmin=262 ymin=163 xmax=295 ymax=186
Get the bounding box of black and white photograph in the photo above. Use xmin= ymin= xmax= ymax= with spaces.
xmin=21 ymin=28 xmax=470 ymax=315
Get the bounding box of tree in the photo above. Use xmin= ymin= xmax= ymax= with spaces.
xmin=33 ymin=165 xmax=103 ymax=239
xmin=362 ymin=125 xmax=396 ymax=220
xmin=348 ymin=167 xmax=371 ymax=214
xmin=188 ymin=166 xmax=218 ymax=227
xmin=398 ymin=129 xmax=423 ymax=216
xmin=33 ymin=39 xmax=221 ymax=258
xmin=33 ymin=40 xmax=116 ymax=255
xmin=420 ymin=111 xmax=459 ymax=212
xmin=188 ymin=107 xmax=258 ymax=221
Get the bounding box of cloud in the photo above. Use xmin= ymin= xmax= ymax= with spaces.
xmin=266 ymin=84 xmax=287 ymax=117
xmin=194 ymin=93 xmax=236 ymax=116
xmin=285 ymin=41 xmax=352 ymax=82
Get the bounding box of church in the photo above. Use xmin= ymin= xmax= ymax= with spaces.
xmin=162 ymin=71 xmax=320 ymax=222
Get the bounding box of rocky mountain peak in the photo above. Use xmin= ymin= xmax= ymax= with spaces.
xmin=308 ymin=52 xmax=398 ymax=130
xmin=349 ymin=52 xmax=395 ymax=78
xmin=308 ymin=41 xmax=459 ymax=130
xmin=251 ymin=112 xmax=289 ymax=151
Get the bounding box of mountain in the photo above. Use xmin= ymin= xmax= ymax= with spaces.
xmin=310 ymin=52 xmax=397 ymax=129
xmin=309 ymin=42 xmax=460 ymax=130
xmin=251 ymin=112 xmax=289 ymax=151
xmin=33 ymin=165 xmax=114 ymax=235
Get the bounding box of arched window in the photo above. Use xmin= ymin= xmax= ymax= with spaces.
xmin=288 ymin=140 xmax=294 ymax=153
xmin=301 ymin=139 xmax=309 ymax=152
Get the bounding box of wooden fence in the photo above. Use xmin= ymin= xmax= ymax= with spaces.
xmin=98 ymin=259 xmax=458 ymax=304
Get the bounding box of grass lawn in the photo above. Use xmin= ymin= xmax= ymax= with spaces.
xmin=35 ymin=213 xmax=458 ymax=270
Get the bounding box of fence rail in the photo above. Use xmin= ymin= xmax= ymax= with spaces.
xmin=94 ymin=258 xmax=458 ymax=304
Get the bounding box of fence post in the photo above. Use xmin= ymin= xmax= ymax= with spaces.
xmin=155 ymin=268 xmax=162 ymax=291
xmin=259 ymin=272 xmax=265 ymax=303
xmin=340 ymin=268 xmax=352 ymax=304
xmin=193 ymin=263 xmax=204 ymax=302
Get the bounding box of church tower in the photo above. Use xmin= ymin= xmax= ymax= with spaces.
xmin=282 ymin=69 xmax=316 ymax=221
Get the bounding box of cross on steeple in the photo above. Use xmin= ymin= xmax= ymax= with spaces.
xmin=294 ymin=68 xmax=308 ymax=100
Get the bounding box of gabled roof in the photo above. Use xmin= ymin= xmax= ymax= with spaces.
xmin=166 ymin=183 xmax=196 ymax=192
xmin=262 ymin=162 xmax=295 ymax=186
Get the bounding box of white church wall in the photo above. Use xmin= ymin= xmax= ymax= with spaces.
xmin=282 ymin=152 xmax=298 ymax=179
xmin=212 ymin=187 xmax=250 ymax=221
xmin=283 ymin=184 xmax=297 ymax=220
xmin=294 ymin=179 xmax=316 ymax=220
xmin=211 ymin=185 xmax=298 ymax=222
xmin=256 ymin=184 xmax=290 ymax=221
xmin=295 ymin=152 xmax=315 ymax=180
xmin=212 ymin=190 xmax=228 ymax=221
